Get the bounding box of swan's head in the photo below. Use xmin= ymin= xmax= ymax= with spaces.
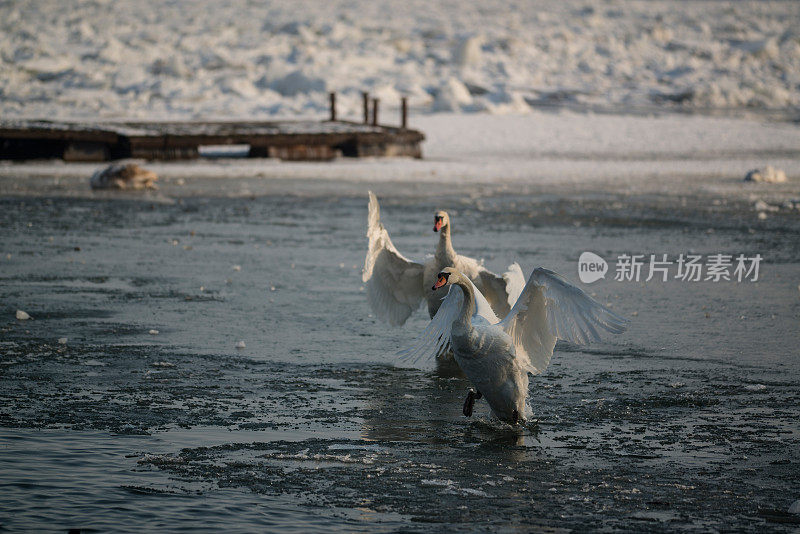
xmin=433 ymin=211 xmax=450 ymax=232
xmin=432 ymin=267 xmax=458 ymax=290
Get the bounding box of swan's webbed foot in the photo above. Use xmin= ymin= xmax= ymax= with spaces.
xmin=463 ymin=389 xmax=481 ymax=417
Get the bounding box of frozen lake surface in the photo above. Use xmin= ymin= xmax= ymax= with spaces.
xmin=1 ymin=166 xmax=799 ymax=530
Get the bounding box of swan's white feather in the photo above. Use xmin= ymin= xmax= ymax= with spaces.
xmin=363 ymin=191 xmax=424 ymax=326
xmin=502 ymin=262 xmax=526 ymax=308
xmin=396 ymin=279 xmax=498 ymax=368
xmin=473 ymin=262 xmax=526 ymax=318
xmin=498 ymin=267 xmax=629 ymax=374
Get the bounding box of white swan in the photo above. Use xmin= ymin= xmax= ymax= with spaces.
xmin=363 ymin=191 xmax=526 ymax=326
xmin=397 ymin=267 xmax=628 ymax=424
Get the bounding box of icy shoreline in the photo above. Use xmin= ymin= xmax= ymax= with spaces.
xmin=1 ymin=112 xmax=798 ymax=205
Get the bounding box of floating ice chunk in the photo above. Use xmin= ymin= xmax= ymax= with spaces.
xmin=455 ymin=35 xmax=483 ymax=67
xmin=730 ymin=38 xmax=779 ymax=60
xmin=149 ymin=329 xmax=159 ymax=335
xmin=149 ymin=56 xmax=190 ymax=78
xmin=232 ymin=265 xmax=242 ymax=271
xmin=371 ymin=84 xmax=401 ymax=105
xmin=328 ymin=443 xmax=385 ymax=452
xmin=221 ymin=78 xmax=260 ymax=99
xmin=433 ymin=78 xmax=472 ymax=112
xmin=459 ymin=487 xmax=491 ymax=497
xmin=753 ymin=199 xmax=779 ymax=212
xmin=58 ymin=337 xmax=67 ymax=344
xmin=21 ymin=57 xmax=73 ymax=81
xmin=486 ymin=89 xmax=531 ymax=114
xmin=789 ymin=500 xmax=800 ymax=514
xmin=745 ymin=166 xmax=787 ymax=184
xmin=421 ymin=479 xmax=455 ymax=487
xmin=15 ymin=310 xmax=31 ymax=320
xmin=235 ymin=340 xmax=246 ymax=349
xmin=744 ymin=384 xmax=766 ymax=391
xmin=271 ymin=70 xmax=326 ymax=96
xmin=649 ymin=24 xmax=673 ymax=44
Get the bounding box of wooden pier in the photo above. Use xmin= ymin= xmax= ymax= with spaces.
xmin=0 ymin=94 xmax=424 ymax=162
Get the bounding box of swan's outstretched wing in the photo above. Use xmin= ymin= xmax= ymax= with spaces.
xmin=476 ymin=263 xmax=526 ymax=318
xmin=363 ymin=192 xmax=425 ymax=326
xmin=499 ymin=267 xmax=628 ymax=375
xmin=396 ymin=285 xmax=464 ymax=368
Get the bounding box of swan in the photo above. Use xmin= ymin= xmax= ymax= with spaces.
xmin=397 ymin=267 xmax=628 ymax=424
xmin=363 ymin=191 xmax=526 ymax=326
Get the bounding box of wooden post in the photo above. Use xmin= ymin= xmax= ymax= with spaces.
xmin=401 ymin=97 xmax=408 ymax=129
xmin=329 ymin=92 xmax=336 ymax=121
xmin=371 ymin=98 xmax=379 ymax=126
xmin=362 ymin=92 xmax=370 ymax=124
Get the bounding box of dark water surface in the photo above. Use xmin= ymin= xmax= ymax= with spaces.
xmin=1 ymin=189 xmax=799 ymax=532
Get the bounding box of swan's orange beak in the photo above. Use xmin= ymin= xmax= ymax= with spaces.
xmin=432 ymin=275 xmax=447 ymax=290
xmin=433 ymin=217 xmax=442 ymax=232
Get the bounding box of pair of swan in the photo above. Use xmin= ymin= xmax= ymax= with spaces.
xmin=363 ymin=193 xmax=628 ymax=425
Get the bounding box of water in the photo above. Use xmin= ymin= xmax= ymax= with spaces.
xmin=1 ymin=185 xmax=799 ymax=531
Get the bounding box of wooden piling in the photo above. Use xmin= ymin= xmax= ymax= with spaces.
xmin=371 ymin=98 xmax=379 ymax=126
xmin=329 ymin=92 xmax=336 ymax=121
xmin=401 ymin=97 xmax=408 ymax=129
xmin=362 ymin=92 xmax=370 ymax=124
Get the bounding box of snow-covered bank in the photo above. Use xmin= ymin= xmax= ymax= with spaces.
xmin=1 ymin=1 xmax=799 ymax=120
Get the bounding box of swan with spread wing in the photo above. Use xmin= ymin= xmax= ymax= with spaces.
xmin=363 ymin=191 xmax=525 ymax=326
xmin=398 ymin=267 xmax=628 ymax=424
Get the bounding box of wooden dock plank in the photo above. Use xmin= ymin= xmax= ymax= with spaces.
xmin=0 ymin=119 xmax=424 ymax=162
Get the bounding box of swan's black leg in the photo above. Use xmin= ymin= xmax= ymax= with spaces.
xmin=463 ymin=389 xmax=479 ymax=417
xmin=511 ymin=410 xmax=520 ymax=425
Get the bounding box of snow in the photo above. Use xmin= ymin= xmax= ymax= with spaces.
xmin=1 ymin=0 xmax=799 ymax=120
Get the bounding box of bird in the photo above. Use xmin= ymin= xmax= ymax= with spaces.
xmin=363 ymin=191 xmax=525 ymax=327
xmin=397 ymin=266 xmax=628 ymax=424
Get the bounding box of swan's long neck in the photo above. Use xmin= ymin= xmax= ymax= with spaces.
xmin=437 ymin=224 xmax=456 ymax=262
xmin=453 ymin=277 xmax=475 ymax=327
